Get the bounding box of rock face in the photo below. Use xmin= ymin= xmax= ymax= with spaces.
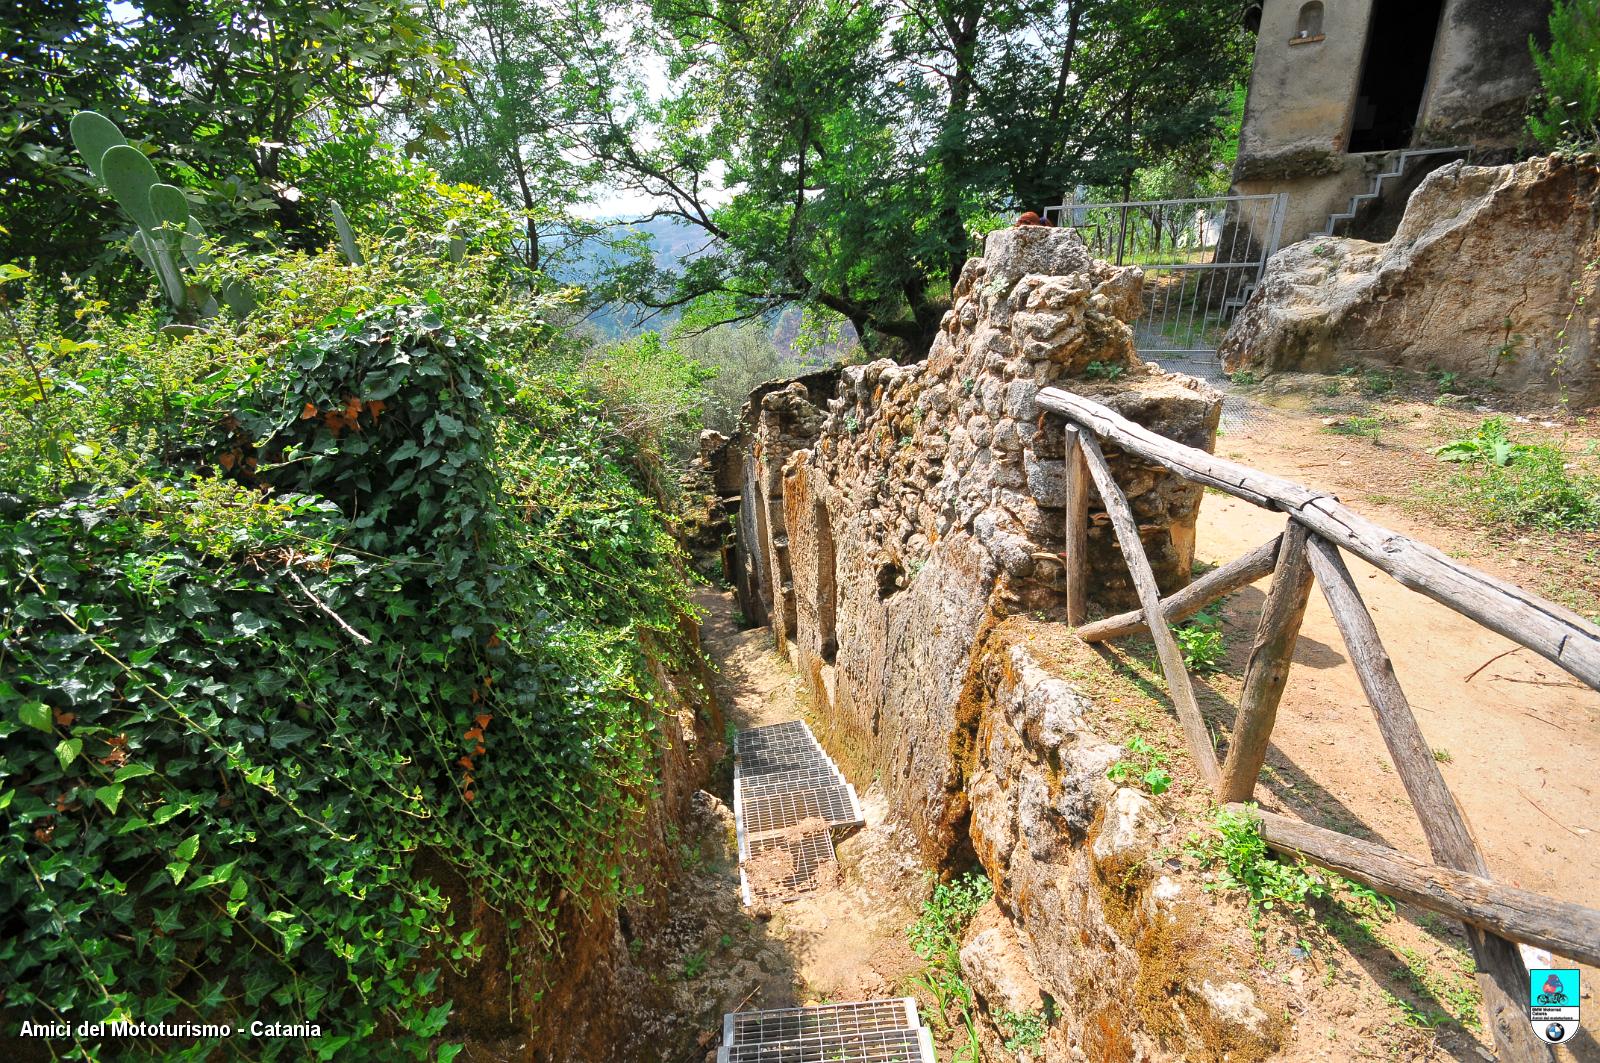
xmin=1221 ymin=155 xmax=1600 ymax=404
xmin=729 ymin=227 xmax=1262 ymax=1060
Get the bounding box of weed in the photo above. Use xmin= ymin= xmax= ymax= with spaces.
xmin=1174 ymin=606 xmax=1227 ymax=672
xmin=1431 ymin=748 xmax=1452 ymax=764
xmin=1106 ymin=735 xmax=1173 ymax=796
xmin=1384 ymin=990 xmax=1451 ymax=1030
xmin=679 ymin=950 xmax=707 ymax=980
xmin=1433 ymin=418 xmax=1600 ymax=530
xmin=1394 ymin=945 xmax=1481 ymax=1031
xmin=1082 ymin=360 xmax=1126 ymax=381
xmin=1227 ymin=369 xmax=1259 ymax=386
xmin=1361 ymin=370 xmax=1396 ymax=396
xmin=717 ymin=932 xmax=733 ymax=951
xmin=844 ymin=413 xmax=860 ymax=433
xmin=907 ymin=872 xmax=992 ymax=1061
xmin=997 ymin=1008 xmax=1048 ymax=1052
xmin=1325 ymin=414 xmax=1385 ymax=439
xmin=1430 ymin=369 xmax=1460 ymax=394
xmin=1187 ymin=805 xmax=1333 ymax=920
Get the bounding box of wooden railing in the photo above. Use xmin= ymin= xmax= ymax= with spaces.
xmin=1037 ymin=387 xmax=1600 ymax=1062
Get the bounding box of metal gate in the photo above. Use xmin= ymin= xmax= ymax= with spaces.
xmin=1043 ymin=193 xmax=1286 ymax=361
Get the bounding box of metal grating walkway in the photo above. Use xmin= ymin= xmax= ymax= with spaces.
xmin=718 ymin=998 xmax=935 ymax=1063
xmin=733 ymin=720 xmax=864 ymax=904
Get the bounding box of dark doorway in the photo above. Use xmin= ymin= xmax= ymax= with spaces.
xmin=1347 ymin=0 xmax=1446 ymax=152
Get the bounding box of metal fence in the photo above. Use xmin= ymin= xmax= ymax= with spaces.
xmin=1043 ymin=193 xmax=1287 ymax=359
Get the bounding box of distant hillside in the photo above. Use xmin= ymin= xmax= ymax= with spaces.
xmin=555 ymin=217 xmax=860 ymax=361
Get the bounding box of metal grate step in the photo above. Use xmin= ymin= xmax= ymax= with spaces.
xmin=718 ymin=999 xmax=935 ymax=1063
xmin=732 ymin=720 xmax=863 ymax=903
xmin=724 ymin=999 xmax=920 ymax=1045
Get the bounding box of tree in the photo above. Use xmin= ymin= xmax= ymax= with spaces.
xmin=1529 ymin=0 xmax=1600 ymax=150
xmin=590 ymin=0 xmax=1252 ymax=361
xmin=419 ymin=0 xmax=617 ymax=273
xmin=0 ymin=0 xmax=465 ymax=286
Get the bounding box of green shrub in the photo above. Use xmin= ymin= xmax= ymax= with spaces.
xmin=1082 ymin=360 xmax=1126 ymax=381
xmin=1530 ymin=0 xmax=1600 ymax=150
xmin=1 ymin=227 xmax=698 ymax=1055
xmin=1433 ymin=418 xmax=1600 ymax=530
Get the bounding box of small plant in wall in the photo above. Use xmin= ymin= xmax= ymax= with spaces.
xmin=1105 ymin=735 xmax=1173 ymax=796
xmin=1082 ymin=360 xmax=1126 ymax=381
xmin=996 ymin=1007 xmax=1048 ymax=1053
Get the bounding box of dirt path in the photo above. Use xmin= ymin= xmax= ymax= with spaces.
xmin=1196 ymin=393 xmax=1600 ymax=959
xmin=650 ymin=590 xmax=929 ymax=1061
xmin=1190 ymin=389 xmax=1600 ymax=1024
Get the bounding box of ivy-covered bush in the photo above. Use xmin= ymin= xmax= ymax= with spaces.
xmin=1 ymin=219 xmax=696 ymax=1057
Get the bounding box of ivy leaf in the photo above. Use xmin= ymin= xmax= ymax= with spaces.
xmin=56 ymin=738 xmax=83 ymax=770
xmin=151 ymin=802 xmax=186 ymax=824
xmin=175 ymin=835 xmax=200 ymax=862
xmin=187 ymin=859 xmax=238 ymax=891
xmin=95 ymin=783 xmax=124 ymax=813
xmin=18 ymin=700 xmax=52 ymax=732
xmin=437 ymin=1044 xmax=465 ymax=1063
xmin=166 ymin=860 xmax=190 ymax=885
xmin=113 ymin=764 xmax=155 ymax=783
xmin=270 ymin=721 xmax=316 ymax=749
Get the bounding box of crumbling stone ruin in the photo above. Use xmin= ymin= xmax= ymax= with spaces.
xmin=709 ymin=227 xmax=1294 ymax=1058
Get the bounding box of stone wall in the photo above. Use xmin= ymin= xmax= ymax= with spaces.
xmin=726 ymin=226 xmax=1282 ymax=1059
xmin=1221 ymin=155 xmax=1600 ymax=404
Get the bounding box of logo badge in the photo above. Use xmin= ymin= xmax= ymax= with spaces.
xmin=1530 ymin=968 xmax=1580 ymax=1044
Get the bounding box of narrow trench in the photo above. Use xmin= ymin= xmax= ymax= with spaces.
xmin=659 ymin=587 xmax=937 ymax=1059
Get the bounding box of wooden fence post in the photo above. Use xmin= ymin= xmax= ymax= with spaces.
xmin=1218 ymin=521 xmax=1315 ymax=803
xmin=1075 ymin=429 xmax=1222 ymax=790
xmin=1079 ymin=534 xmax=1281 ymax=643
xmin=1305 ymin=535 xmax=1550 ymax=1062
xmin=1062 ymin=426 xmax=1090 ymax=626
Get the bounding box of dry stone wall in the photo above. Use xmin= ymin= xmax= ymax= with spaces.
xmin=727 ymin=226 xmax=1262 ymax=1058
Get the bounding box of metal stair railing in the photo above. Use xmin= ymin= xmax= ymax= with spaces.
xmin=1323 ymin=146 xmax=1470 ymax=237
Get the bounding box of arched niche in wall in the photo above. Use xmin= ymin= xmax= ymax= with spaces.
xmin=1292 ymin=1 xmax=1325 ymax=43
xmin=813 ymin=499 xmax=838 ymax=664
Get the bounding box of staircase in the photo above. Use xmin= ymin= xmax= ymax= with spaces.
xmin=718 ymin=998 xmax=936 ymax=1062
xmin=1322 ymin=147 xmax=1469 ymax=237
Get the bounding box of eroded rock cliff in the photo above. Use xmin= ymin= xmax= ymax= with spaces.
xmin=1221 ymin=155 xmax=1600 ymax=404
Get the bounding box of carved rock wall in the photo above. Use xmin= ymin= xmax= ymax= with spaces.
xmin=1221 ymin=155 xmax=1600 ymax=404
xmin=726 ymin=227 xmax=1276 ymax=1060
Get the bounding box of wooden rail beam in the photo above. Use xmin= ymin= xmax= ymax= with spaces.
xmin=1075 ymin=430 xmax=1222 ymax=790
xmin=1078 ymin=534 xmax=1282 ymax=643
xmin=1219 ymin=522 xmax=1314 ymax=803
xmin=1035 ymin=387 xmax=1600 ymax=690
xmin=1305 ymin=535 xmax=1549 ymax=1062
xmin=1240 ymin=807 xmax=1600 ymax=970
